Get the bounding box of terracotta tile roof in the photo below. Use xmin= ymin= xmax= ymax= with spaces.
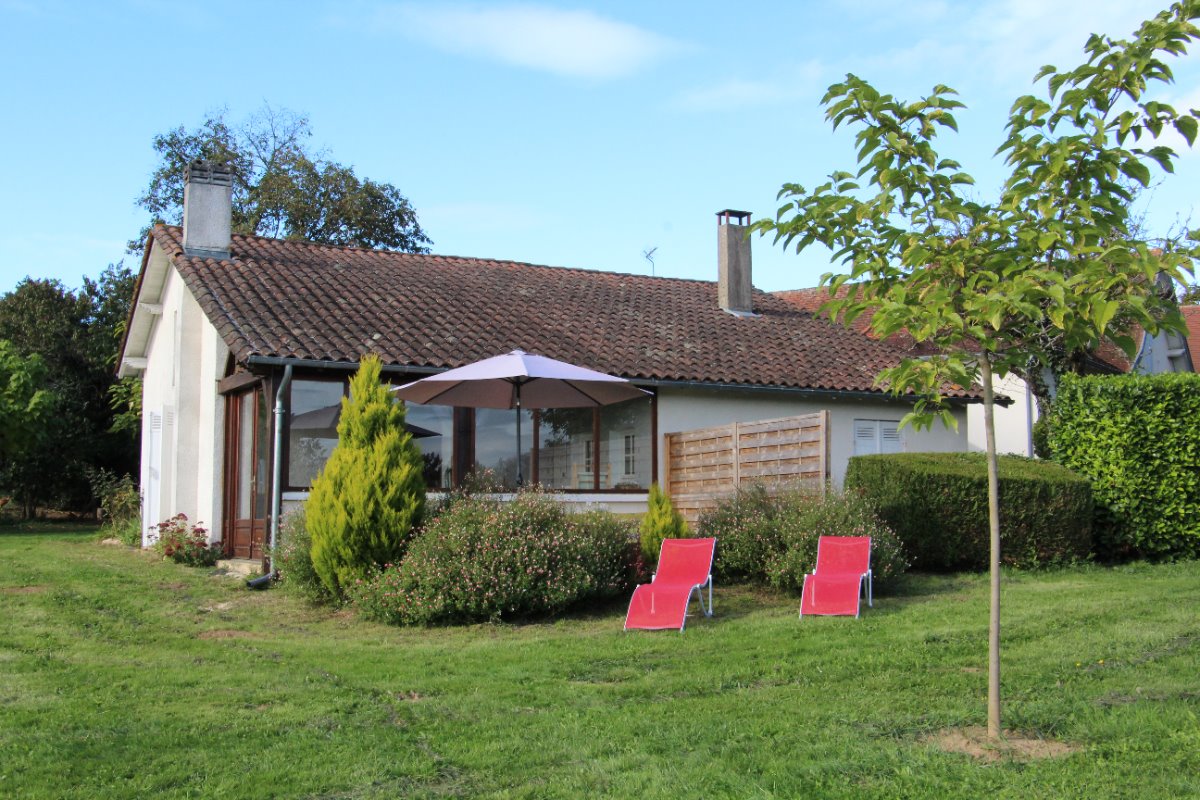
xmin=1184 ymin=305 xmax=1200 ymax=371
xmin=777 ymin=286 xmax=1178 ymax=375
xmin=775 ymin=287 xmax=937 ymax=356
xmin=150 ymin=225 xmax=980 ymax=398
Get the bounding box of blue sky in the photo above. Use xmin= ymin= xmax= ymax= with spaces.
xmin=1 ymin=0 xmax=1196 ymax=296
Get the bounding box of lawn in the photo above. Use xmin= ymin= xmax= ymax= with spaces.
xmin=2 ymin=528 xmax=1198 ymax=799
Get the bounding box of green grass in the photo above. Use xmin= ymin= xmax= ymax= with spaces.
xmin=2 ymin=528 xmax=1199 ymax=799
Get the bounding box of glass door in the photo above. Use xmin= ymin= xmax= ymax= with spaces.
xmin=224 ymin=386 xmax=269 ymax=561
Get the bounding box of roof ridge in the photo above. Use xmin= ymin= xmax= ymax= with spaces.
xmin=157 ymin=224 xmax=721 ymax=287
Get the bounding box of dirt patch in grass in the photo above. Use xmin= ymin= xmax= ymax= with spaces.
xmin=1 ymin=585 xmax=47 ymax=595
xmin=926 ymin=727 xmax=1079 ymax=762
xmin=197 ymin=629 xmax=258 ymax=640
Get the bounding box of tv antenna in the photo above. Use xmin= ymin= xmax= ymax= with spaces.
xmin=642 ymin=246 xmax=658 ymax=276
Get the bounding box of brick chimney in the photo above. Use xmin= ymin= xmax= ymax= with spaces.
xmin=182 ymin=160 xmax=233 ymax=258
xmin=717 ymin=209 xmax=753 ymax=315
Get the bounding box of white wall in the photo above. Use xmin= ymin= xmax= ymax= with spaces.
xmin=657 ymin=386 xmax=969 ymax=487
xmin=139 ymin=247 xmax=229 ymax=545
xmin=966 ymin=373 xmax=1038 ymax=457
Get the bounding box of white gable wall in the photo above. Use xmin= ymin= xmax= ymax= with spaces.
xmin=966 ymin=372 xmax=1038 ymax=457
xmin=138 ymin=251 xmax=229 ymax=545
xmin=656 ymin=386 xmax=969 ymax=487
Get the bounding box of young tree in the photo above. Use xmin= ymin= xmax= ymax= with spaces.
xmin=756 ymin=3 xmax=1199 ymax=739
xmin=133 ymin=104 xmax=432 ymax=254
xmin=307 ymin=355 xmax=427 ymax=598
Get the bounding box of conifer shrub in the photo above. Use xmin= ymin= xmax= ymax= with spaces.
xmin=1048 ymin=373 xmax=1200 ymax=560
xmin=639 ymin=483 xmax=689 ymax=564
xmin=307 ymin=355 xmax=426 ymax=598
xmin=349 ymin=489 xmax=636 ymax=625
xmin=844 ymin=452 xmax=1093 ymax=570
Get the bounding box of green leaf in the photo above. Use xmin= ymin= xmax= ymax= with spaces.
xmin=1175 ymin=115 xmax=1198 ymax=146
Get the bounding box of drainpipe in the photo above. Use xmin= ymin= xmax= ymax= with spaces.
xmin=249 ymin=363 xmax=292 ymax=589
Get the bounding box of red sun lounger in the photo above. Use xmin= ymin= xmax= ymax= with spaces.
xmin=800 ymin=536 xmax=873 ymax=618
xmin=624 ymin=537 xmax=716 ymax=631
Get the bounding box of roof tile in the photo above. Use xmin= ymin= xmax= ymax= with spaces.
xmin=153 ymin=225 xmax=978 ymax=398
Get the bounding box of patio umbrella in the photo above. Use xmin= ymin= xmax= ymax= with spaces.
xmin=393 ymin=350 xmax=650 ymax=485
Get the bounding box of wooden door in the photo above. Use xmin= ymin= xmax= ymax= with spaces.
xmin=224 ymin=386 xmax=269 ymax=560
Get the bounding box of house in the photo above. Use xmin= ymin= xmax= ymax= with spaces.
xmin=118 ymin=162 xmax=975 ymax=560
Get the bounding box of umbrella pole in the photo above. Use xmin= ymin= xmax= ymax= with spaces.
xmin=515 ymin=382 xmax=524 ymax=487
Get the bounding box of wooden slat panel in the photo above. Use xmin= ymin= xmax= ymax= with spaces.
xmin=664 ymin=413 xmax=829 ymax=526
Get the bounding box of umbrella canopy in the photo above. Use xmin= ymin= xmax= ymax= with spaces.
xmin=393 ymin=350 xmax=650 ymax=409
xmin=393 ymin=350 xmax=650 ymax=486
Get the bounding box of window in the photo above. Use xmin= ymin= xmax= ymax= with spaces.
xmin=853 ymin=419 xmax=902 ymax=456
xmin=404 ymin=403 xmax=455 ymax=489
xmin=600 ymin=397 xmax=651 ymax=489
xmin=535 ymin=395 xmax=652 ymax=491
xmin=474 ymin=407 xmax=534 ymax=490
xmin=287 ymin=380 xmax=345 ymax=488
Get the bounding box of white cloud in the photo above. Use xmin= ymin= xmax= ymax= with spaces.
xmin=374 ymin=3 xmax=684 ymax=79
xmin=836 ymin=0 xmax=1170 ymax=91
xmin=674 ymin=62 xmax=824 ymax=112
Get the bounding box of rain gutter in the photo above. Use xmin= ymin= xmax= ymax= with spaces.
xmin=249 ymin=363 xmax=293 ymax=589
xmin=635 ymin=377 xmax=987 ymax=406
xmin=246 ymin=356 xmax=989 ymax=405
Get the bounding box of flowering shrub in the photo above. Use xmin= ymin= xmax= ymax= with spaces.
xmin=275 ymin=507 xmax=336 ymax=605
xmin=349 ymin=490 xmax=637 ymax=625
xmin=699 ymin=483 xmax=908 ymax=589
xmin=154 ymin=513 xmax=218 ymax=567
xmin=764 ymin=489 xmax=909 ymax=591
xmin=698 ymin=484 xmax=786 ymax=582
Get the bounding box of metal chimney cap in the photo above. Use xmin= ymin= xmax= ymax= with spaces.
xmin=716 ymin=209 xmax=751 ymax=225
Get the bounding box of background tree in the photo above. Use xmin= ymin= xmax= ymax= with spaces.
xmin=755 ymin=3 xmax=1199 ymax=739
xmin=0 ymin=265 xmax=137 ymax=515
xmin=0 ymin=342 xmax=53 ymax=485
xmin=133 ymin=105 xmax=432 ymax=253
xmin=307 ymin=355 xmax=427 ymax=598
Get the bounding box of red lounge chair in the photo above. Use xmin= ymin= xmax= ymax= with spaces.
xmin=624 ymin=537 xmax=716 ymax=631
xmin=800 ymin=536 xmax=873 ymax=618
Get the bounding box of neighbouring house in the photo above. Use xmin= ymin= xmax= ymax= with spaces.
xmin=118 ymin=162 xmax=977 ymax=560
xmin=1184 ymin=305 xmax=1200 ymax=371
xmin=777 ymin=288 xmax=1196 ymax=457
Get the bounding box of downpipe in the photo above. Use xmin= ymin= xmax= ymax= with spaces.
xmin=248 ymin=363 xmax=293 ymax=590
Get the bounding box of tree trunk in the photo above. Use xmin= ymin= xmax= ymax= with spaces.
xmin=980 ymin=357 xmax=1002 ymax=739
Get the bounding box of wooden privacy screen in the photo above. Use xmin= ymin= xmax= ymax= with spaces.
xmin=664 ymin=412 xmax=829 ymax=525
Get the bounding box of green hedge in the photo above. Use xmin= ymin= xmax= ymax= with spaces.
xmin=1048 ymin=373 xmax=1200 ymax=560
xmin=844 ymin=453 xmax=1092 ymax=571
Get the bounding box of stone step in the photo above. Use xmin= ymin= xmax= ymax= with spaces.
xmin=215 ymin=558 xmax=261 ymax=577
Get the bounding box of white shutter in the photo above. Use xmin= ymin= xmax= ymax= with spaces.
xmin=854 ymin=419 xmax=902 ymax=456
xmin=854 ymin=420 xmax=878 ymax=456
xmin=880 ymin=421 xmax=902 ymax=454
